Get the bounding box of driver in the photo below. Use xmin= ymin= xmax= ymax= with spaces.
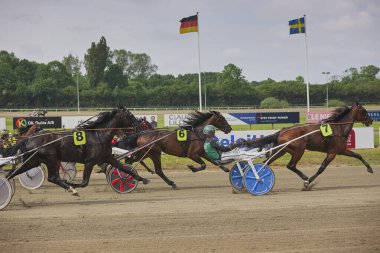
xmin=203 ymin=125 xmax=242 ymax=172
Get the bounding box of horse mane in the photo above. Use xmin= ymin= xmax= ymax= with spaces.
xmin=322 ymin=106 xmax=351 ymax=123
xmin=78 ymin=105 xmax=127 ymax=129
xmin=183 ymin=111 xmax=220 ymax=127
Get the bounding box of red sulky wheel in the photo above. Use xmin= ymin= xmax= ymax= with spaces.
xmin=107 ymin=165 xmax=138 ymax=194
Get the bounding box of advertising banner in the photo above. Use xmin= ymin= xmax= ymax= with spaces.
xmin=308 ymin=110 xmax=380 ymax=123
xmin=164 ymin=112 xmax=300 ymax=126
xmin=164 ymin=114 xmax=191 ymax=126
xmin=346 ymin=127 xmax=374 ymax=149
xmin=368 ymin=110 xmax=380 ymax=121
xmin=13 ymin=117 xmax=62 ymax=129
xmin=226 ymin=112 xmax=299 ymax=125
xmin=62 ymin=114 xmax=158 ymax=129
xmin=306 ymin=112 xmax=332 ymax=123
xmin=0 ymin=118 xmax=6 ymax=130
xmin=255 ymin=112 xmax=299 ymax=124
xmin=215 ymin=127 xmax=374 ymax=149
xmin=215 ymin=130 xmax=277 ymax=145
xmin=62 ymin=116 xmax=93 ymax=129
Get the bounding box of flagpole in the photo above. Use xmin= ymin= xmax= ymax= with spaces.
xmin=204 ymin=77 xmax=207 ymax=110
xmin=196 ymin=12 xmax=202 ymax=111
xmin=303 ymin=14 xmax=310 ymax=112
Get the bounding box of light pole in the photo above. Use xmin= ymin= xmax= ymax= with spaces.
xmin=115 ymin=85 xmax=119 ymax=104
xmin=76 ymin=72 xmax=80 ymax=113
xmin=322 ymin=71 xmax=330 ymax=108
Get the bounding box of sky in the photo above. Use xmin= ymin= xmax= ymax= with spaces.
xmin=1 ymin=0 xmax=379 ymax=84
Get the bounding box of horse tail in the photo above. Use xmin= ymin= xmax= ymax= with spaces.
xmin=244 ymin=131 xmax=280 ymax=149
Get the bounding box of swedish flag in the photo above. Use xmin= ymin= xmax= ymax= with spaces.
xmin=289 ymin=17 xmax=305 ymax=34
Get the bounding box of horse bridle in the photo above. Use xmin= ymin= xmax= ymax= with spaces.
xmin=125 ymin=111 xmax=142 ymax=133
xmin=358 ymin=107 xmax=372 ymax=126
xmin=358 ymin=105 xmax=373 ymax=126
xmin=214 ymin=113 xmax=231 ymax=133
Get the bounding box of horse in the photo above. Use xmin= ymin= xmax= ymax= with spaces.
xmin=261 ymin=101 xmax=373 ymax=190
xmin=120 ymin=110 xmax=232 ymax=189
xmin=5 ymin=106 xmax=150 ymax=196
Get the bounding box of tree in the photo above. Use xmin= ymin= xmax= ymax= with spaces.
xmin=217 ymin=63 xmax=247 ymax=87
xmin=359 ymin=65 xmax=379 ymax=81
xmin=84 ymin=36 xmax=111 ymax=87
xmin=112 ymin=49 xmax=157 ymax=80
xmin=295 ymin=75 xmax=304 ymax=83
xmin=342 ymin=67 xmax=359 ymax=83
xmin=62 ymin=54 xmax=82 ymax=76
xmin=104 ymin=64 xmax=127 ymax=89
xmin=260 ymin=97 xmax=289 ymax=108
xmin=14 ymin=59 xmax=37 ymax=86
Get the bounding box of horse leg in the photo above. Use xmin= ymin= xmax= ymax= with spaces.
xmin=286 ymin=149 xmax=309 ymax=182
xmin=149 ymin=153 xmax=177 ymax=189
xmin=187 ymin=154 xmax=207 ymax=173
xmin=66 ymin=162 xmax=97 ymax=190
xmin=338 ymin=149 xmax=373 ymax=173
xmin=45 ymin=159 xmax=79 ymax=196
xmin=139 ymin=160 xmax=155 ymax=174
xmin=5 ymin=159 xmax=40 ymax=180
xmin=308 ymin=153 xmax=336 ymax=185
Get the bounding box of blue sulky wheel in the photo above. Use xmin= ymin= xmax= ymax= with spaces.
xmin=0 ymin=175 xmax=13 ymax=210
xmin=229 ymin=161 xmax=248 ymax=192
xmin=243 ymin=163 xmax=275 ymax=196
xmin=107 ymin=165 xmax=139 ymax=194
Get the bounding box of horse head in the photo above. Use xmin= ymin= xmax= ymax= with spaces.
xmin=353 ymin=101 xmax=373 ymax=126
xmin=208 ymin=111 xmax=232 ymax=134
xmin=114 ymin=106 xmax=141 ymax=131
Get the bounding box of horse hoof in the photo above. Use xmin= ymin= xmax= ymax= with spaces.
xmin=171 ymin=184 xmax=180 ymax=190
xmin=367 ymin=167 xmax=374 ymax=173
xmin=142 ymin=178 xmax=150 ymax=185
xmin=68 ymin=186 xmax=80 ymax=196
xmin=302 ymin=181 xmax=310 ymax=191
xmin=187 ymin=165 xmax=197 ymax=173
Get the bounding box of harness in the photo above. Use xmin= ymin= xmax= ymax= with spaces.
xmin=178 ymin=126 xmax=205 ymax=157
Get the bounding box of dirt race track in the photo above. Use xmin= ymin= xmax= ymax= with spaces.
xmin=1 ymin=165 xmax=380 ymax=253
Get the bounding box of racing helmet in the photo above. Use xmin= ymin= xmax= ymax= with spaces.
xmin=203 ymin=125 xmax=217 ymax=135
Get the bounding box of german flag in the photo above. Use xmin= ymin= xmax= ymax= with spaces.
xmin=179 ymin=15 xmax=198 ymax=34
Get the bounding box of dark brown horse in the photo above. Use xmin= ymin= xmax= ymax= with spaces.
xmin=122 ymin=111 xmax=232 ymax=189
xmin=263 ymin=101 xmax=373 ymax=189
xmin=5 ymin=106 xmax=149 ymax=196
